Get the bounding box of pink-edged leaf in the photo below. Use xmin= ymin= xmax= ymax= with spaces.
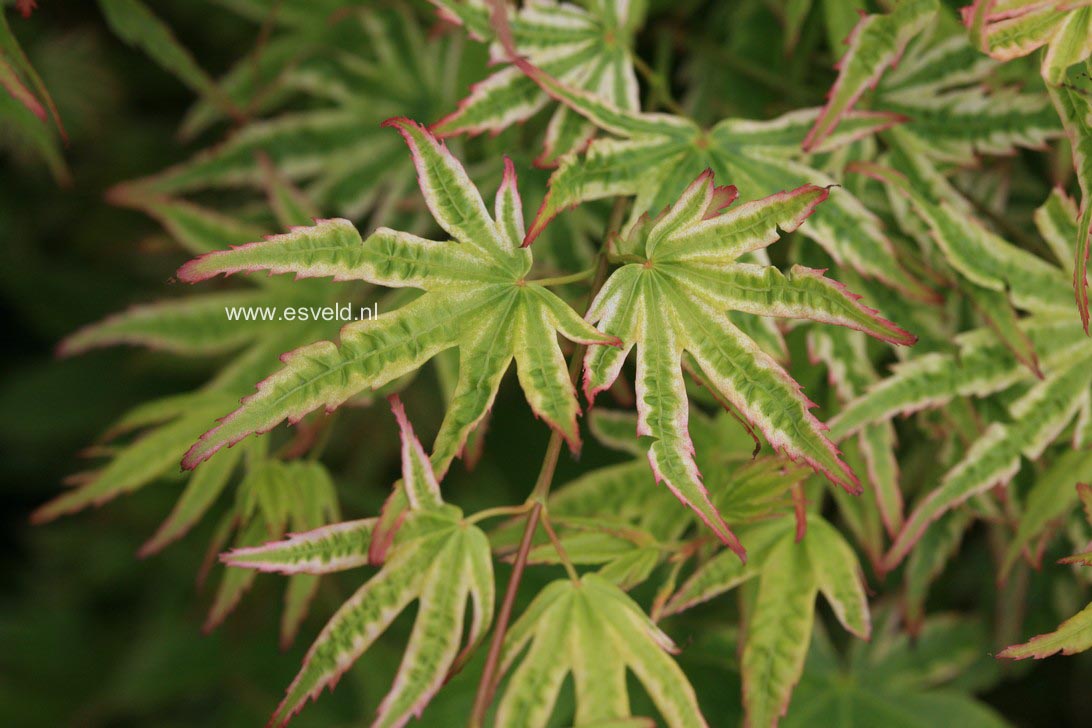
xmin=803 ymin=0 xmax=938 ymax=152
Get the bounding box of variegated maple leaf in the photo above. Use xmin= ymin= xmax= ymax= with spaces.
xmin=33 ymin=185 xmax=355 ymax=535
xmin=581 ymin=171 xmax=915 ymax=556
xmin=170 ymin=0 xmax=369 ymax=138
xmin=857 ymin=153 xmax=1072 ymax=373
xmin=662 ymin=513 xmax=871 ymax=728
xmin=808 ymin=323 xmax=904 ymax=569
xmin=491 ymin=408 xmax=808 ymax=590
xmin=204 ymin=457 xmax=341 ymax=646
xmin=1000 ymin=449 xmax=1092 ymax=580
xmin=962 ymin=0 xmax=1092 ymax=84
xmin=1000 ymin=482 xmax=1092 ymax=659
xmin=179 ymin=119 xmax=618 ymax=475
xmin=1048 ymin=63 xmax=1092 ymax=331
xmin=802 ymin=0 xmax=940 ymax=152
xmin=132 ymin=6 xmax=474 ymax=223
xmin=223 ymin=397 xmax=494 ymax=727
xmin=429 ymin=0 xmax=642 ymax=165
xmin=829 ymin=189 xmax=1092 ymax=572
xmin=496 ymin=573 xmax=706 ymax=728
xmin=804 ymin=2 xmax=1060 ymax=164
xmin=38 ymin=182 xmax=371 ymax=641
xmin=514 ymin=53 xmax=935 ymax=301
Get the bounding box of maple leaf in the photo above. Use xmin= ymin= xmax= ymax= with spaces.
xmin=580 ymin=170 xmax=914 ymax=555
xmin=178 ymin=119 xmax=618 ymax=476
xmin=429 ymin=0 xmax=642 ymax=166
xmin=512 ymin=53 xmax=935 ymax=301
xmin=662 ymin=513 xmax=871 ymax=728
xmin=835 ymin=318 xmax=1092 ymax=572
xmin=805 ymin=3 xmax=1060 ymax=163
xmin=808 ymin=324 xmax=904 ymax=568
xmin=492 ymin=409 xmax=808 ymax=590
xmin=132 ymin=6 xmax=474 ymax=222
xmin=1000 ymin=449 xmax=1092 ymax=580
xmin=784 ymin=611 xmax=1007 ymax=727
xmin=854 ymin=154 xmax=1072 ymax=373
xmin=34 ymin=187 xmax=359 ymax=533
xmin=204 ymin=457 xmax=341 ymax=647
xmin=172 ymin=0 xmax=360 ymax=138
xmin=962 ymin=0 xmax=1092 ymax=84
xmin=1047 ymin=63 xmax=1092 ymax=331
xmin=223 ymin=397 xmax=494 ymax=727
xmin=496 ymin=573 xmax=706 ymax=728
xmin=775 ymin=0 xmax=870 ymax=54
xmin=0 ymin=6 xmax=67 ymax=181
xmin=803 ymin=0 xmax=939 ymax=153
xmin=98 ymin=0 xmax=245 ymax=125
xmin=1000 ymin=483 xmax=1092 ymax=659
xmin=827 ymin=189 xmax=1092 ymax=571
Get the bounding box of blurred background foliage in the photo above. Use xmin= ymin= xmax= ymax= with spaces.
xmin=2 ymin=0 xmax=1091 ymax=726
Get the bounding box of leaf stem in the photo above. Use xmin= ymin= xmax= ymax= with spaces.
xmin=466 ymin=503 xmax=533 ymax=525
xmin=467 ymin=198 xmax=626 ymax=728
xmin=530 ymin=267 xmax=596 ymax=287
xmin=540 ymin=510 xmax=579 ymax=582
xmin=467 ymin=501 xmax=540 ymax=728
xmin=632 ymin=53 xmax=685 ymax=116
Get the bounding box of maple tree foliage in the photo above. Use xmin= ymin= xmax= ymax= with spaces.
xmin=12 ymin=0 xmax=1092 ymax=726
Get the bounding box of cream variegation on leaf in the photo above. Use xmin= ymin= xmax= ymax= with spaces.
xmin=429 ymin=0 xmax=642 ymax=165
xmin=223 ymin=397 xmax=494 ymax=728
xmin=178 ymin=118 xmax=618 ymax=476
xmin=581 ymin=171 xmax=916 ymax=557
xmin=511 ymin=52 xmax=936 ymax=302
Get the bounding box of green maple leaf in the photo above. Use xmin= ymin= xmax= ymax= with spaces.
xmin=784 ymin=611 xmax=1008 ymax=727
xmin=1000 ymin=482 xmax=1092 ymax=659
xmin=170 ymin=0 xmax=369 ymax=138
xmin=963 ymin=0 xmax=1092 ymax=84
xmin=497 ymin=573 xmax=706 ymax=727
xmin=511 ymin=54 xmax=935 ymax=302
xmin=580 ymin=170 xmax=914 ymax=554
xmin=178 ymin=118 xmax=618 ymax=476
xmin=223 ymin=397 xmax=494 ymax=727
xmin=804 ymin=2 xmax=1060 ymax=164
xmin=1000 ymin=449 xmax=1092 ymax=579
xmin=429 ymin=0 xmax=643 ymax=165
xmin=662 ymin=513 xmax=872 ymax=728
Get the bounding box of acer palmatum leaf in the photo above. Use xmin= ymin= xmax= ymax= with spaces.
xmin=803 ymin=0 xmax=938 ymax=152
xmin=962 ymin=0 xmax=1092 ymax=84
xmin=429 ymin=0 xmax=642 ymax=165
xmin=582 ymin=170 xmax=915 ymax=556
xmin=662 ymin=515 xmax=870 ymax=728
xmin=510 ymin=51 xmax=935 ymax=302
xmin=178 ymin=119 xmax=618 ymax=476
xmin=1000 ymin=484 xmax=1092 ymax=659
xmin=497 ymin=574 xmax=706 ymax=728
xmin=222 ymin=397 xmax=494 ymax=728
